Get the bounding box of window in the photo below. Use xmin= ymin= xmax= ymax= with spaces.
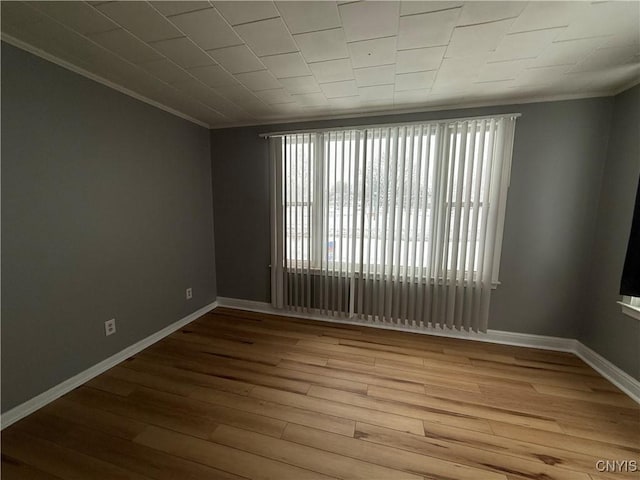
xmin=619 ymin=296 xmax=640 ymax=321
xmin=619 ymin=177 xmax=640 ymax=320
xmin=270 ymin=115 xmax=518 ymax=332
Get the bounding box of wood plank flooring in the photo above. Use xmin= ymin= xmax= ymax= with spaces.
xmin=2 ymin=307 xmax=639 ymax=479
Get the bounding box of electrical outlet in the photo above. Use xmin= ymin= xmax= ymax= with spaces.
xmin=104 ymin=318 xmax=116 ymax=336
xmin=186 ymin=287 xmax=193 ymax=300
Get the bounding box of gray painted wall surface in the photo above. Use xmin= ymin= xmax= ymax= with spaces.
xmin=582 ymin=85 xmax=640 ymax=380
xmin=1 ymin=43 xmax=217 ymax=411
xmin=211 ymin=98 xmax=613 ymax=339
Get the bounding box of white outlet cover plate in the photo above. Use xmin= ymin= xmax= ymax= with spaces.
xmin=105 ymin=319 xmax=116 ymax=336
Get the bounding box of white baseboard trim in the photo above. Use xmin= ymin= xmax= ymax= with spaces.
xmin=215 ymin=297 xmax=576 ymax=351
xmin=216 ymin=297 xmax=639 ymax=404
xmin=1 ymin=301 xmax=218 ymax=430
xmin=4 ymin=295 xmax=637 ymax=429
xmin=574 ymin=341 xmax=640 ymax=404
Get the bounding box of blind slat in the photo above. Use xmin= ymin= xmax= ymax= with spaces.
xmin=271 ymin=116 xmax=517 ymax=332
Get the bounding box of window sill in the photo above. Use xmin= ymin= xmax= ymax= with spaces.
xmin=617 ymin=301 xmax=640 ymax=321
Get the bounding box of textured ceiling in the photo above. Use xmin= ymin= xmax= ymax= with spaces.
xmin=2 ymin=1 xmax=639 ymax=128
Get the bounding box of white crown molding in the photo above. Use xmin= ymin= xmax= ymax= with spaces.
xmin=0 ymin=301 xmax=218 ymax=430
xmin=216 ymin=297 xmax=639 ymax=404
xmin=1 ymin=33 xmax=211 ymax=129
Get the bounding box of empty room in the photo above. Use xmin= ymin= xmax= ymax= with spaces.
xmin=2 ymin=0 xmax=639 ymax=478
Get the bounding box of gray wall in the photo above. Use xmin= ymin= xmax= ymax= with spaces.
xmin=211 ymin=97 xmax=613 ymax=339
xmin=581 ymin=85 xmax=640 ymax=380
xmin=1 ymin=43 xmax=217 ymax=412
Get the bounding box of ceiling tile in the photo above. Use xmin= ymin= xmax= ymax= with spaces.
xmin=358 ymin=84 xmax=394 ymax=100
xmin=477 ymin=58 xmax=533 ymax=82
xmin=268 ymin=102 xmax=303 ymax=114
xmin=348 ymin=36 xmax=397 ymax=69
xmin=261 ymin=52 xmax=310 ymax=78
xmin=96 ymin=2 xmax=183 ymax=42
xmin=397 ymin=8 xmax=460 ymax=49
xmin=556 ymin=1 xmax=639 ymax=42
xmin=294 ymin=28 xmax=349 ymax=63
xmin=503 ymin=81 xmax=552 ymax=97
xmin=327 ymin=96 xmax=362 ymax=108
xmin=240 ymin=101 xmax=273 ymax=117
xmin=602 ymin=30 xmax=640 ymax=50
xmin=571 ymin=63 xmax=640 ymax=93
xmin=473 ymin=79 xmax=517 ymax=94
xmin=339 ymin=1 xmax=400 ymax=42
xmin=181 ymin=79 xmax=247 ymax=118
xmin=150 ymin=36 xmax=214 ymax=68
xmin=213 ymin=1 xmax=279 ymax=26
xmin=445 ymin=18 xmax=513 ymax=58
xmin=6 ymin=11 xmax=110 ymax=65
xmin=354 ymin=65 xmax=396 ymax=87
xmin=187 ymin=64 xmax=238 ymax=87
xmin=570 ymin=45 xmax=639 ymax=74
xmin=400 ymin=1 xmax=462 ymax=16
xmin=171 ymin=76 xmax=220 ymax=100
xmin=138 ymin=57 xmax=193 ymax=84
xmin=276 ymin=1 xmax=340 ymax=34
xmin=491 ymin=27 xmax=565 ymax=63
xmin=302 ymin=105 xmax=334 ymax=115
xmin=188 ymin=94 xmax=248 ymax=122
xmin=254 ymin=88 xmax=295 ymax=105
xmin=508 ymin=2 xmax=587 ymax=34
xmin=309 ymin=58 xmax=354 ymax=83
xmin=151 ymin=1 xmax=210 ymax=17
xmin=394 ymin=88 xmax=431 ymax=105
xmin=208 ymin=45 xmax=264 ymax=73
xmin=1 ymin=1 xmax=40 ymax=26
xmin=168 ymin=94 xmax=226 ymax=123
xmin=457 ymin=1 xmax=526 ymax=26
xmin=514 ymin=64 xmax=572 ymax=85
xmin=533 ymin=37 xmax=611 ymax=68
xmin=432 ymin=56 xmax=487 ymax=90
xmin=429 ymin=80 xmax=470 ymax=95
xmin=235 ymin=69 xmax=282 ymax=91
xmin=320 ymin=79 xmax=358 ymax=98
xmin=234 ymin=17 xmax=298 ymax=57
xmin=87 ymin=28 xmax=163 ymax=64
xmin=292 ymin=92 xmax=328 ymax=106
xmin=217 ymin=84 xmax=262 ymax=104
xmin=279 ymin=76 xmax=321 ymax=94
xmin=1 ymin=18 xmax=46 ymax=54
xmin=396 ymin=46 xmax=445 ymax=74
xmin=168 ymin=8 xmax=243 ymax=50
xmin=3 ymin=0 xmax=638 ymax=127
xmin=395 ymin=70 xmax=436 ymax=91
xmin=31 ymin=1 xmax=118 ymax=35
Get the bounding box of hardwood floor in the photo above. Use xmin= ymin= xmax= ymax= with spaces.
xmin=2 ymin=307 xmax=639 ymax=480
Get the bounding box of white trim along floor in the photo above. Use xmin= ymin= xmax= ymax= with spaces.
xmin=2 ymin=296 xmax=638 ymax=430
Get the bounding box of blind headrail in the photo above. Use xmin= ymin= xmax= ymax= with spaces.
xmin=258 ymin=113 xmax=521 ymax=138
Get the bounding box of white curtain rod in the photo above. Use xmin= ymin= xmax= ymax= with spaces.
xmin=258 ymin=112 xmax=522 ymax=138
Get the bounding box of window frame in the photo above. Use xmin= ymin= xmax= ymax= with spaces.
xmin=281 ymin=122 xmax=511 ymax=287
xmin=618 ymin=295 xmax=640 ymax=321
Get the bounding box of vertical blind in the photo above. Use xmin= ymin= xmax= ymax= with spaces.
xmin=270 ymin=115 xmax=518 ymax=332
